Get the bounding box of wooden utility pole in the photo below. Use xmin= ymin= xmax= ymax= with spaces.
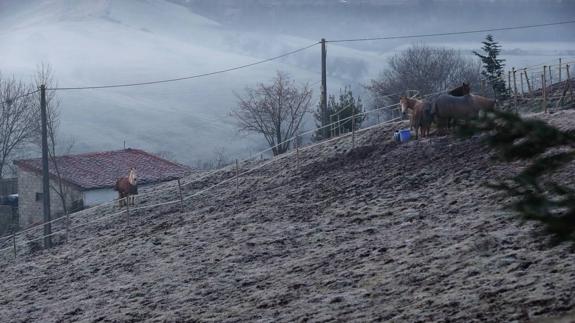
xmin=321 ymin=38 xmax=328 ymax=139
xmin=40 ymin=85 xmax=52 ymax=249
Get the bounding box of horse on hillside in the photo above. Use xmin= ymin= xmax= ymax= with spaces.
xmin=445 ymin=82 xmax=471 ymax=129
xmin=115 ymin=168 xmax=138 ymax=208
xmin=400 ymin=96 xmax=433 ymax=139
xmin=432 ymin=93 xmax=496 ymax=134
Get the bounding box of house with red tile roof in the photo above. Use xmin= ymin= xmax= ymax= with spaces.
xmin=14 ymin=148 xmax=191 ymax=228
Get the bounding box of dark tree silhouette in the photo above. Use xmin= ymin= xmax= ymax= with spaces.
xmin=473 ymin=34 xmax=508 ymax=99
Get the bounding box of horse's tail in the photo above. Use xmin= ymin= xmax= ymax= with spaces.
xmin=114 ymin=178 xmax=120 ymax=191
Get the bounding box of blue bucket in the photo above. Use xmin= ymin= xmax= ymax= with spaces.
xmin=399 ymin=129 xmax=411 ymax=142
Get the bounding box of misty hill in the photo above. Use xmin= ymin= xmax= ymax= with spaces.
xmin=0 ymin=0 xmax=354 ymax=164
xmin=1 ymin=110 xmax=574 ymax=322
xmin=172 ymin=0 xmax=575 ymax=45
xmin=2 ymin=0 xmax=574 ymax=167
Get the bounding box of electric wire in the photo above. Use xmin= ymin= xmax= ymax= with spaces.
xmin=327 ymin=20 xmax=575 ymax=43
xmin=49 ymin=42 xmax=320 ymax=91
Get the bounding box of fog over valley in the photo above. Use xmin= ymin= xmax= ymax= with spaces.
xmin=1 ymin=0 xmax=573 ymax=166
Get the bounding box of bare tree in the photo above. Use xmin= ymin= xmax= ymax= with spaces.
xmin=0 ymin=73 xmax=38 ymax=178
xmin=34 ymin=63 xmax=77 ymax=215
xmin=232 ymin=71 xmax=313 ymax=156
xmin=366 ymin=44 xmax=481 ymax=112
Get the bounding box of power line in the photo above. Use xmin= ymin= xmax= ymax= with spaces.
xmin=327 ymin=20 xmax=575 ymax=43
xmin=50 ymin=42 xmax=320 ymax=91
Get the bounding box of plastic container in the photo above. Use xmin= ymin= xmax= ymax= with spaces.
xmin=393 ymin=131 xmax=400 ymax=142
xmin=399 ymin=129 xmax=411 ymax=142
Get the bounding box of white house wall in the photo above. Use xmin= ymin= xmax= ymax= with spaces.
xmin=83 ymin=188 xmax=117 ymax=207
xmin=17 ymin=169 xmax=83 ymax=228
xmin=84 ymin=184 xmax=153 ymax=207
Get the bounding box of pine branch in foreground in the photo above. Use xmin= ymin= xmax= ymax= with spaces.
xmin=458 ymin=110 xmax=575 ymax=243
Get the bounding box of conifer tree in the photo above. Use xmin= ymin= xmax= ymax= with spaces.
xmin=473 ymin=34 xmax=508 ymax=99
xmin=314 ymin=86 xmax=364 ymax=141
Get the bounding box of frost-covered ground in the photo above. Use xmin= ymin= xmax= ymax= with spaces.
xmin=1 ymin=110 xmax=575 ymax=322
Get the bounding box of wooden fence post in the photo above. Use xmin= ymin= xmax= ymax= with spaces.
xmin=65 ymin=212 xmax=70 ymax=242
xmin=520 ymin=71 xmax=525 ymax=97
xmin=524 ymin=69 xmax=532 ymax=97
xmin=559 ymin=58 xmax=562 ymax=83
xmin=512 ymin=67 xmax=518 ymax=112
xmin=352 ymin=110 xmax=356 ymax=149
xmin=542 ymin=74 xmax=547 ymax=113
xmin=508 ymin=70 xmax=512 ymax=97
xmin=177 ymin=179 xmax=184 ymax=213
xmin=295 ymin=136 xmax=300 ymax=173
xmin=126 ymin=198 xmax=130 ymax=225
xmin=330 ymin=115 xmax=334 ymax=138
xmin=235 ymin=159 xmax=239 ymax=197
xmin=567 ymin=64 xmax=573 ymax=102
xmin=12 ymin=233 xmax=16 ymax=259
xmin=548 ymin=65 xmax=553 ymax=85
xmin=543 ymin=66 xmax=547 ymax=91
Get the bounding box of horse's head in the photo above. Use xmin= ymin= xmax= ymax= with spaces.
xmin=128 ymin=168 xmax=137 ymax=186
xmin=399 ymin=96 xmax=408 ymax=116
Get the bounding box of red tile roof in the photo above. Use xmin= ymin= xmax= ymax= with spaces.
xmin=14 ymin=149 xmax=191 ymax=190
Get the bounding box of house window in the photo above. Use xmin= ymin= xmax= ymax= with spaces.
xmin=35 ymin=192 xmax=43 ymax=201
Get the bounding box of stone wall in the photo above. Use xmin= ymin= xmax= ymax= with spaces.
xmin=17 ymin=169 xmax=83 ymax=229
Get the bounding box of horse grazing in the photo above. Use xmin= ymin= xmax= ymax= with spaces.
xmin=432 ymin=94 xmax=496 ymax=134
xmin=400 ymin=96 xmax=433 ymax=139
xmin=115 ymin=168 xmax=138 ymax=208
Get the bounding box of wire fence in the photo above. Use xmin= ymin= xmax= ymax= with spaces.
xmin=0 ymin=58 xmax=573 ymax=263
xmin=0 ymin=97 xmax=404 ymax=261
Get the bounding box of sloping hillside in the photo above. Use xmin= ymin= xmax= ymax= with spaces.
xmin=1 ymin=111 xmax=575 ymax=322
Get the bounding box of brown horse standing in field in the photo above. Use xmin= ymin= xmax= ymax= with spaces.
xmin=432 ymin=93 xmax=496 ymax=134
xmin=115 ymin=168 xmax=138 ymax=208
xmin=446 ymin=82 xmax=471 ymax=128
xmin=400 ymin=96 xmax=433 ymax=139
